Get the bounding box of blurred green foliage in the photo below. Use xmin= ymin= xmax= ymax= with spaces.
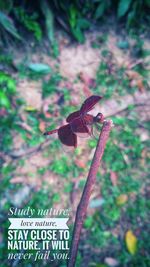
xmin=0 ymin=72 xmax=18 ymax=153
xmin=0 ymin=0 xmax=150 ymax=44
xmin=14 ymin=7 xmax=42 ymax=41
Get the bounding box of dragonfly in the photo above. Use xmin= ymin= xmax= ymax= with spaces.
xmin=44 ymin=95 xmax=104 ymax=148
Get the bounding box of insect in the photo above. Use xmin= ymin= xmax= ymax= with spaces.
xmin=44 ymin=95 xmax=104 ymax=148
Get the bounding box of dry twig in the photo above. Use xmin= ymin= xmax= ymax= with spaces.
xmin=68 ymin=120 xmax=113 ymax=267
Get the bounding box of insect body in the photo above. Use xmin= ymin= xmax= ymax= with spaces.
xmin=44 ymin=95 xmax=104 ymax=148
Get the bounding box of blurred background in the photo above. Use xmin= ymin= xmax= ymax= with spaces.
xmin=0 ymin=0 xmax=150 ymax=266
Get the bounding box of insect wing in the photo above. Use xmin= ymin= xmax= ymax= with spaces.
xmin=80 ymin=95 xmax=102 ymax=114
xmin=58 ymin=124 xmax=77 ymax=148
xmin=66 ymin=110 xmax=80 ymax=123
xmin=70 ymin=117 xmax=91 ymax=138
xmin=83 ymin=114 xmax=94 ymax=125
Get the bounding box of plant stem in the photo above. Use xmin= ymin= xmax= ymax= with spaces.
xmin=68 ymin=120 xmax=113 ymax=267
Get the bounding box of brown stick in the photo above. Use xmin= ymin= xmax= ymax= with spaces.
xmin=68 ymin=120 xmax=113 ymax=267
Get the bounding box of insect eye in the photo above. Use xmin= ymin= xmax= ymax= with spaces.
xmin=97 ymin=113 xmax=102 ymax=118
xmin=96 ymin=113 xmax=104 ymax=123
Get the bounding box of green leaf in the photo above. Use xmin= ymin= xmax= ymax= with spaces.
xmin=0 ymin=72 xmax=16 ymax=94
xmin=89 ymin=198 xmax=105 ymax=208
xmin=40 ymin=1 xmax=54 ymax=45
xmin=0 ymin=11 xmax=21 ymax=39
xmin=69 ymin=5 xmax=77 ymax=28
xmin=113 ymin=117 xmax=126 ymax=125
xmin=117 ymin=40 xmax=129 ymax=49
xmin=145 ymin=0 xmax=150 ymax=7
xmin=7 ymin=79 xmax=16 ymax=94
xmin=126 ymin=10 xmax=135 ymax=27
xmin=0 ymin=0 xmax=13 ymax=13
xmin=52 ymin=193 xmax=60 ymax=203
xmin=95 ymin=2 xmax=105 ymax=19
xmin=77 ymin=18 xmax=90 ymax=29
xmin=109 ymin=208 xmax=121 ymax=221
xmin=88 ymin=139 xmax=97 ymax=148
xmin=27 ymin=63 xmax=51 ymax=74
xmin=50 ymin=157 xmax=69 ymax=176
xmin=72 ymin=27 xmax=85 ymax=43
xmin=0 ymin=91 xmax=10 ymax=108
xmin=118 ymin=0 xmax=132 ymax=18
xmin=84 ymin=216 xmax=93 ymax=229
